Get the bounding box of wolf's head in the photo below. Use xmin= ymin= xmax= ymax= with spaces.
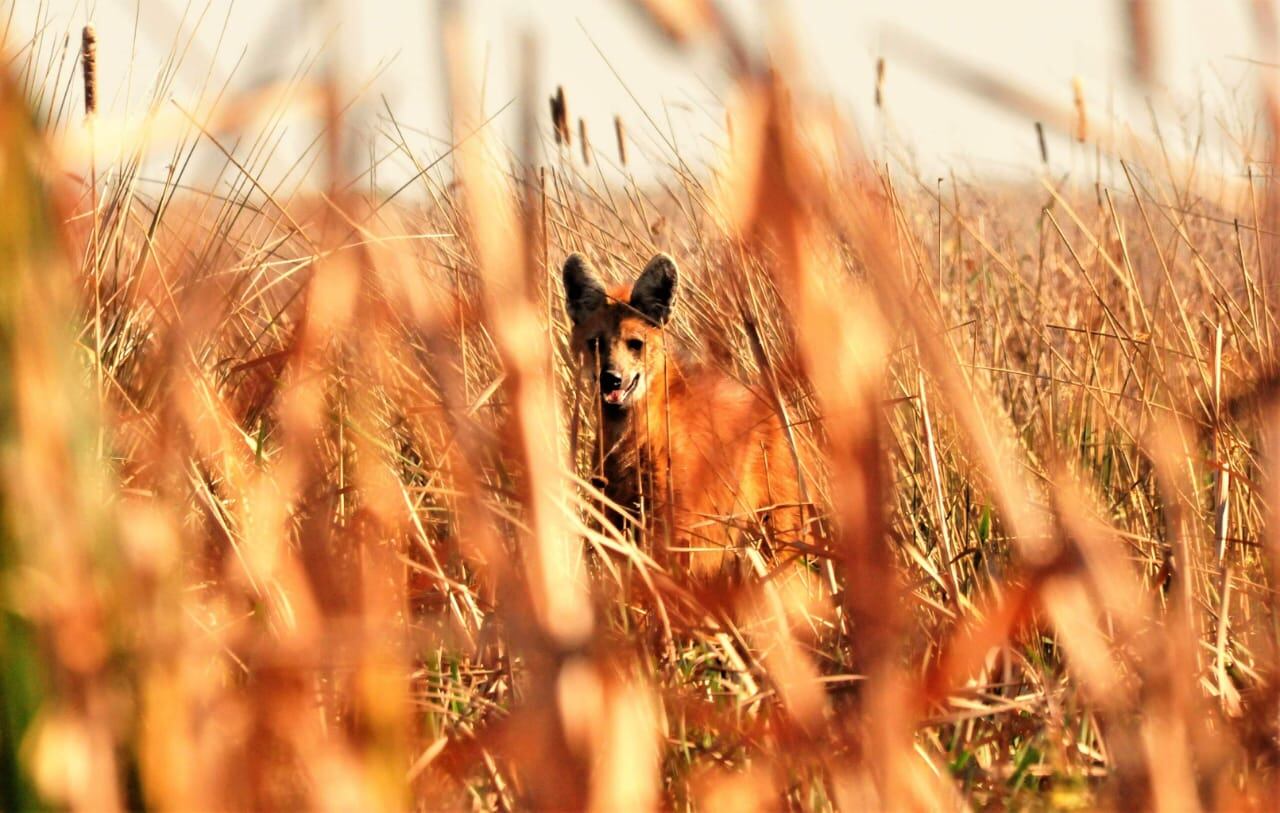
xmin=562 ymin=252 xmax=678 ymax=414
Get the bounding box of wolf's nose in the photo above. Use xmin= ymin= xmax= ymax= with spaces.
xmin=600 ymin=370 xmax=624 ymax=392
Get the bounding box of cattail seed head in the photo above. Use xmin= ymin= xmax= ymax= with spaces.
xmin=81 ymin=24 xmax=97 ymax=117
xmin=578 ymin=118 xmax=591 ymax=166
xmin=614 ymin=115 xmax=627 ymax=167
xmin=549 ymin=85 xmax=570 ymax=147
xmin=1035 ymin=121 xmax=1048 ymax=164
xmin=875 ymin=57 xmax=885 ymax=108
xmin=1071 ymin=76 xmax=1088 ymax=143
xmin=1123 ymin=0 xmax=1155 ymax=87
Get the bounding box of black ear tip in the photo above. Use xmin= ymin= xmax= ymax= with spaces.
xmin=563 ymin=253 xmax=587 ymax=278
xmin=630 ymin=252 xmax=679 ymax=324
xmin=562 ymin=254 xmax=606 ymax=325
xmin=647 ymin=253 xmax=678 ymax=280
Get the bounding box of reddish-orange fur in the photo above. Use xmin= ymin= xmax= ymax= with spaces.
xmin=564 ymin=253 xmax=804 ymax=578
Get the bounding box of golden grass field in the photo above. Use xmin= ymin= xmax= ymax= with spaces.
xmin=3 ymin=3 xmax=1280 ymax=810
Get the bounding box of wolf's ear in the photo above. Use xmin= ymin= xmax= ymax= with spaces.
xmin=630 ymin=253 xmax=678 ymax=324
xmin=562 ymin=253 xmax=606 ymax=325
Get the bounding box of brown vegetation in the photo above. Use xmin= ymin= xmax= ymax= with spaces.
xmin=2 ymin=4 xmax=1280 ymax=810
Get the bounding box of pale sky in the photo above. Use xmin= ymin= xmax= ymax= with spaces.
xmin=5 ymin=1 xmax=1274 ymax=189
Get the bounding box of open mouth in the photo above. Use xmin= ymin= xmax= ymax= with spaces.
xmin=601 ymin=374 xmax=639 ymax=407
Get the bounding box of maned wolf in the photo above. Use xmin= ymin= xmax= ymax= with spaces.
xmin=562 ymin=252 xmax=807 ymax=578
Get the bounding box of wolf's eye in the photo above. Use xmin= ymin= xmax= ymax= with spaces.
xmin=586 ymin=336 xmax=601 ymax=353
xmin=626 ymin=337 xmax=644 ymax=352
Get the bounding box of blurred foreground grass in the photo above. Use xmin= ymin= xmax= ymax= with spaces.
xmin=3 ymin=4 xmax=1280 ymax=810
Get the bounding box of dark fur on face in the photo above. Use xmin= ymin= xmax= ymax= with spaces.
xmin=562 ymin=253 xmax=678 ymax=412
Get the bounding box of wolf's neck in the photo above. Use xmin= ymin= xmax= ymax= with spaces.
xmin=598 ymin=403 xmax=665 ymax=513
xmin=601 ymin=407 xmax=657 ymax=458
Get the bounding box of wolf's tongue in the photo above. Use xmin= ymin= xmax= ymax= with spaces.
xmin=604 ymin=390 xmax=624 ymax=404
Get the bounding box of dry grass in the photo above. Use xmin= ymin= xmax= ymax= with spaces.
xmin=3 ymin=4 xmax=1280 ymax=811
